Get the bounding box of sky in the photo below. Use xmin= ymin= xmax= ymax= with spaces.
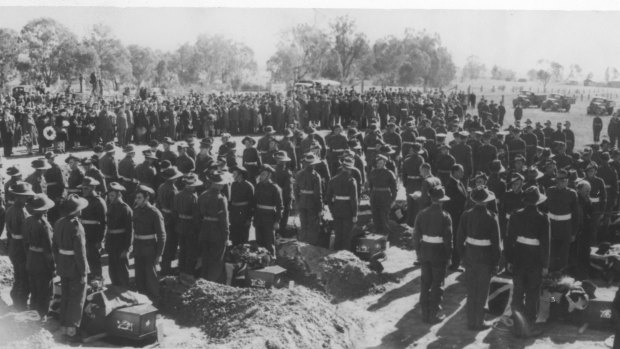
xmin=0 ymin=6 xmax=618 ymax=81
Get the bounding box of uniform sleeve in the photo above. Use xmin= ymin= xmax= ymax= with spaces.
xmin=490 ymin=214 xmax=502 ymax=267
xmin=124 ymin=205 xmax=133 ymax=250
xmin=443 ymin=213 xmax=453 ymax=258
xmin=412 ymin=211 xmax=423 ymax=252
xmin=74 ymin=225 xmax=88 ymax=276
xmin=293 ymin=172 xmax=301 ymax=202
xmin=389 ymin=170 xmax=397 ymax=201
xmin=600 ymin=179 xmax=608 ymax=209
xmin=350 ymin=179 xmax=358 ymax=218
xmin=456 ymin=211 xmax=467 ymax=259
xmin=218 ymin=196 xmax=230 ymax=237
xmin=274 ymin=185 xmax=283 ymax=222
xmin=313 ymin=172 xmax=322 ymax=208
xmin=570 ymin=191 xmax=579 ymax=236
xmin=153 ymin=209 xmax=166 ymax=258
xmin=97 ymin=197 xmax=107 ymax=226
xmin=541 ymin=215 xmax=550 ymax=269
xmin=505 ymin=215 xmax=517 ymax=264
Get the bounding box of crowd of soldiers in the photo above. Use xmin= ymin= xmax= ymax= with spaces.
xmin=3 ymin=84 xmax=620 ymax=342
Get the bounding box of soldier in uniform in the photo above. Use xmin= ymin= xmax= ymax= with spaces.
xmin=65 ymin=154 xmax=84 ymax=195
xmin=598 ymin=153 xmax=618 ymax=225
xmin=445 ymin=164 xmax=468 ymax=271
xmin=161 ymin=137 xmax=178 ymax=164
xmin=273 ymin=151 xmax=293 ymax=236
xmin=326 ymin=124 xmax=349 ymax=175
xmin=368 ymin=154 xmax=397 ymax=235
xmin=402 ymin=143 xmax=425 ymax=227
xmin=456 ymin=186 xmax=501 ymax=331
xmin=295 ymin=153 xmax=323 ymax=245
xmin=434 ymin=144 xmax=455 ymax=185
xmin=522 ymin=125 xmax=539 ymax=165
xmin=254 ymin=164 xmax=283 ymax=256
xmin=257 ymin=127 xmax=275 ymax=163
xmin=174 ymin=174 xmax=202 ymax=278
xmin=6 ymin=182 xmax=34 ymax=310
xmin=104 ymin=182 xmax=133 ymax=287
xmin=157 ymin=166 xmax=182 ymax=275
xmin=450 ymin=131 xmax=473 ymax=180
xmin=175 ymin=141 xmax=196 ymax=174
xmin=325 ymin=157 xmax=358 ymax=251
xmin=242 ymin=136 xmax=261 ymax=183
xmin=593 ymin=114 xmax=603 ymax=143
xmin=53 ymin=194 xmax=89 ymax=342
xmin=44 ymin=151 xmax=66 ymax=223
xmin=26 ymin=158 xmax=49 ymax=194
xmin=5 ymin=166 xmax=22 ymax=207
xmin=584 ymin=161 xmax=607 ymax=245
xmin=506 ymin=127 xmax=527 ymax=166
xmin=506 ymin=186 xmax=549 ymax=332
xmin=99 ymin=142 xmax=119 ymax=189
xmin=413 ymin=186 xmax=452 ymax=323
xmin=82 ymin=158 xmax=107 ymax=194
xmin=24 ymin=193 xmax=55 ymax=319
xmin=136 ymin=151 xmax=158 ymax=190
xmin=545 ymin=170 xmax=579 ymax=272
xmin=132 ymin=185 xmax=166 ymax=303
xmin=198 ymin=171 xmax=230 ymax=282
xmin=229 ymin=166 xmax=254 ymax=245
xmin=563 ymin=121 xmax=575 ymax=154
xmin=79 ymin=176 xmax=107 ymax=281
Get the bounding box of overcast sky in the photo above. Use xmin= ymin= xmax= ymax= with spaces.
xmin=0 ymin=6 xmax=617 ymax=80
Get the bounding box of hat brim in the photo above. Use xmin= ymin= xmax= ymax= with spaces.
xmin=275 ymin=156 xmax=292 ymax=162
xmin=166 ymin=172 xmax=184 ymax=180
xmin=432 ymin=195 xmax=451 ymax=202
xmin=11 ymin=189 xmax=35 ymax=196
xmin=472 ymin=192 xmax=496 ymax=203
xmin=30 ymin=198 xmax=56 ymax=211
xmin=33 ymin=164 xmax=52 ymax=170
xmin=67 ymin=197 xmax=89 ymax=216
xmin=304 ymin=159 xmax=321 ymax=165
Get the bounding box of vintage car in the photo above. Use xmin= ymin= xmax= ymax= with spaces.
xmin=11 ymin=85 xmax=36 ymax=100
xmin=512 ymin=91 xmax=546 ymax=108
xmin=587 ymin=97 xmax=615 ymax=116
xmin=541 ymin=93 xmax=574 ymax=112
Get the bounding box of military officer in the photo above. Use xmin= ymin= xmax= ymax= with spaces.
xmin=82 ymin=157 xmax=107 ymax=194
xmin=79 ymin=176 xmax=107 ymax=281
xmin=99 ymin=142 xmax=119 ymax=188
xmin=368 ymin=154 xmax=397 ymax=235
xmin=545 ymin=170 xmax=579 ymax=272
xmin=118 ymin=144 xmax=139 ymax=200
xmin=44 ymin=151 xmax=66 ymax=223
xmin=136 ymin=150 xmax=158 ymax=190
xmin=157 ymin=166 xmax=182 ymax=275
xmin=6 ymin=182 xmax=34 ymax=310
xmin=198 ymin=171 xmax=230 ymax=282
xmin=53 ymin=194 xmax=89 ymax=342
xmin=295 ymin=153 xmax=323 ymax=245
xmin=242 ymin=136 xmax=262 ymax=183
xmin=326 ymin=124 xmax=349 ymax=175
xmin=402 ymin=143 xmax=425 ymax=227
xmin=254 ymin=164 xmax=283 ymax=256
xmin=26 ymin=158 xmax=49 ymax=194
xmin=105 ymin=182 xmax=133 ymax=287
xmin=174 ymin=174 xmax=202 ymax=277
xmin=24 ymin=193 xmax=55 ymax=319
xmin=413 ymin=186 xmax=452 ymax=323
xmin=175 ymin=141 xmax=196 ymax=174
xmin=584 ymin=161 xmax=607 ymax=245
xmin=132 ymin=185 xmax=166 ymax=303
xmin=456 ymin=186 xmax=501 ymax=331
xmin=325 ymin=157 xmax=358 ymax=251
xmin=229 ymin=166 xmax=255 ymax=245
xmin=65 ymin=154 xmax=84 ymax=195
xmin=506 ymin=186 xmax=549 ymax=331
xmin=273 ymin=151 xmax=293 ymax=236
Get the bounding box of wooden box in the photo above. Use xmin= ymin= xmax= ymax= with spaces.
xmin=247 ymin=265 xmax=287 ymax=288
xmin=354 ymin=234 xmax=388 ymax=260
xmin=105 ymin=304 xmax=158 ymax=340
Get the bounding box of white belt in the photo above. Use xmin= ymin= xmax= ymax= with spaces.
xmin=161 ymin=208 xmax=172 ymax=214
xmin=119 ymin=175 xmax=139 ymax=183
xmin=231 ymin=201 xmax=249 ymax=207
xmin=407 ymin=176 xmax=421 ymax=179
xmin=134 ymin=234 xmax=156 ymax=240
xmin=47 ymin=182 xmax=59 ymax=186
xmin=257 ymin=204 xmax=276 ymax=211
xmin=547 ymin=213 xmax=571 ymax=221
xmin=516 ymin=236 xmax=540 ymax=246
xmin=67 ymin=188 xmax=80 ymax=193
xmin=178 ymin=214 xmax=193 ymax=219
xmin=590 ymin=197 xmax=601 ymax=203
xmin=203 ymin=217 xmax=219 ymax=222
xmin=422 ymin=235 xmax=444 ymax=243
xmin=335 ymin=196 xmax=350 ymax=200
xmin=244 ymin=162 xmax=258 ymax=165
xmin=29 ymin=246 xmax=44 ymax=252
xmin=300 ymin=190 xmax=315 ymax=194
xmin=59 ymin=249 xmax=74 ymax=255
xmin=402 ymin=141 xmax=415 ymax=145
xmin=108 ymin=228 xmax=126 ymax=234
xmin=331 ymin=149 xmax=346 ymax=153
xmin=81 ymin=219 xmax=100 ymax=225
xmin=11 ymin=234 xmax=23 ymax=240
xmin=466 ymin=237 xmax=491 ymax=246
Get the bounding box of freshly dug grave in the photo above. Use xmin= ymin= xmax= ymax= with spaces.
xmin=0 ymin=312 xmax=59 ymax=349
xmin=160 ymin=277 xmax=361 ymax=349
xmin=276 ymin=241 xmax=381 ymax=299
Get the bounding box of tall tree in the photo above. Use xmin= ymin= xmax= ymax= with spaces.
xmin=85 ymin=23 xmax=132 ymax=90
xmin=461 ymin=55 xmax=486 ymax=80
xmin=330 ymin=16 xmax=370 ymax=83
xmin=128 ymin=44 xmax=156 ymax=86
xmin=20 ymin=18 xmax=77 ymax=86
xmin=0 ymin=28 xmax=21 ymax=88
xmin=56 ymin=41 xmax=98 ymax=86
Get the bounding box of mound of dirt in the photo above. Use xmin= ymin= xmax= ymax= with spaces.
xmin=160 ymin=278 xmax=361 ymax=349
xmin=352 ymin=220 xmax=413 ymax=250
xmin=0 ymin=256 xmax=13 ymax=288
xmin=276 ymin=241 xmax=381 ymax=299
xmin=0 ymin=312 xmax=58 ymax=349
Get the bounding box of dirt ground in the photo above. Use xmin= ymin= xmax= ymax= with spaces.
xmin=0 ymin=79 xmax=619 ymax=348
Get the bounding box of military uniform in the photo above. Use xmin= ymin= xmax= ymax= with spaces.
xmin=451 ymin=142 xmax=473 ymax=179
xmin=105 ymin=199 xmax=133 ymax=287
xmin=545 ymin=185 xmax=579 ymax=271
xmin=85 ymin=167 xmax=107 ymax=194
xmin=176 ymin=153 xmax=196 ymax=174
xmin=229 ymin=180 xmax=255 ymax=245
xmin=274 ymin=163 xmax=293 ymax=236
xmin=25 ymin=172 xmax=47 ymax=194
xmin=413 ymin=203 xmax=452 ymax=322
xmin=67 ymin=168 xmax=84 ymax=195
xmin=434 ymin=153 xmax=455 ymax=185
xmin=295 ymin=166 xmax=323 ymax=245
xmin=136 ymin=162 xmax=157 ymax=189
xmin=326 ymin=133 xmax=349 ymax=175
xmin=132 ymin=201 xmax=166 ymax=303
xmin=325 ymin=169 xmax=358 ymax=251
xmin=53 ymin=216 xmax=88 ymax=329
xmin=24 ymin=213 xmax=54 ymax=317
xmin=506 ymin=206 xmax=550 ymax=321
xmin=174 ymin=188 xmax=200 ymax=275
xmin=368 ymin=167 xmax=397 ymax=235
xmin=81 ymin=192 xmax=106 ymax=279
xmin=118 ymin=156 xmax=139 ymax=198
xmin=6 ymin=201 xmax=30 ymax=309
xmin=402 ymin=154 xmax=424 ymax=226
xmin=585 ymin=174 xmax=607 ymax=245
xmin=254 ymin=179 xmax=283 ymax=256
xmin=157 ymin=180 xmax=178 ymax=274
xmin=456 ymin=205 xmax=501 ymax=330
xmin=242 ymin=147 xmax=262 ymax=182
xmin=99 ymin=152 xmax=119 ymax=188
xmin=45 ymin=163 xmax=66 ymax=223
xmin=445 ymin=176 xmax=468 ymax=268
xmin=198 ymin=187 xmax=229 ymax=282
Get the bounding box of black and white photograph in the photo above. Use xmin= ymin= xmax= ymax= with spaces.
xmin=0 ymin=0 xmax=620 ymax=347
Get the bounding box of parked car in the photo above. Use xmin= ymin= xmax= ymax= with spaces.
xmin=11 ymin=85 xmax=36 ymax=100
xmin=541 ymin=94 xmax=573 ymax=112
xmin=587 ymin=97 xmax=615 ymax=116
xmin=512 ymin=91 xmax=546 ymax=108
